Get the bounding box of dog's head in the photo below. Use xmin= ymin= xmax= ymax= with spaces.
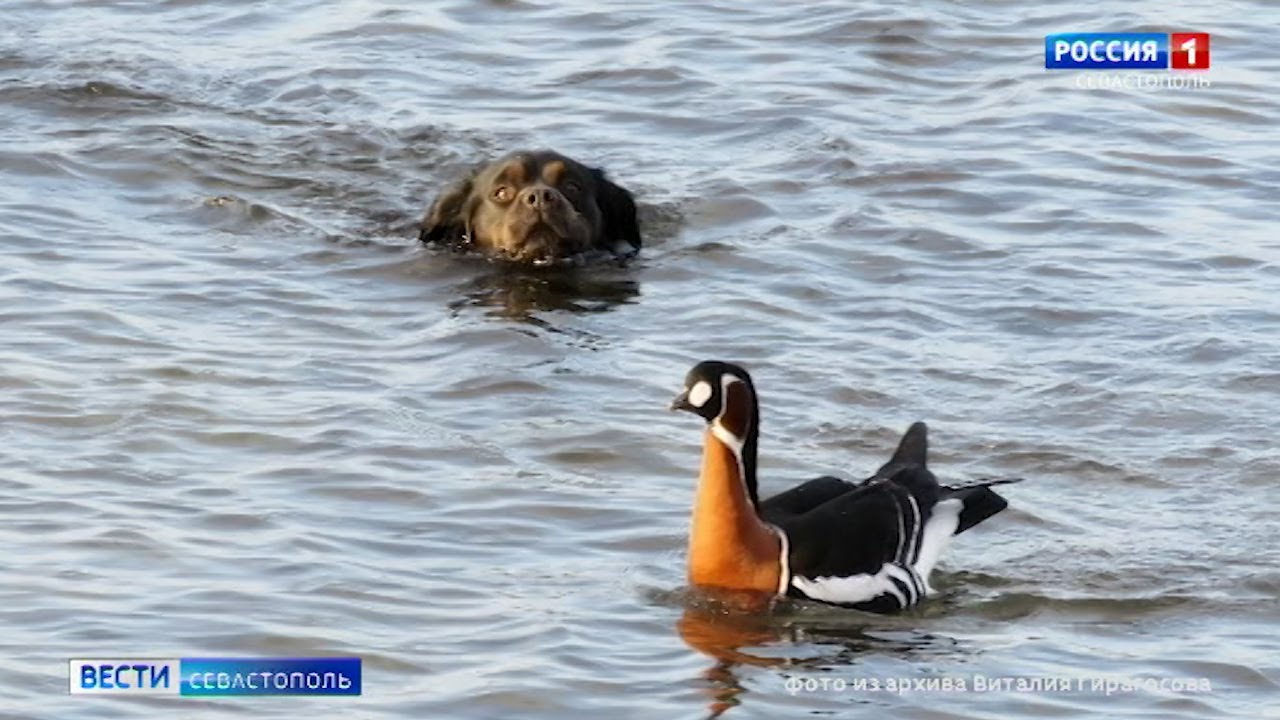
xmin=419 ymin=150 xmax=641 ymax=265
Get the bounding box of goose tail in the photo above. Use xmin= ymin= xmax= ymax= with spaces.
xmin=939 ymin=477 xmax=1022 ymax=535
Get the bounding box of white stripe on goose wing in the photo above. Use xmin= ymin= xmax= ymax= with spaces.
xmin=791 ymin=564 xmax=908 ymax=608
xmin=904 ymin=492 xmax=922 ymax=565
xmin=883 ymin=562 xmax=920 ymax=607
xmin=912 ymin=497 xmax=962 ymax=594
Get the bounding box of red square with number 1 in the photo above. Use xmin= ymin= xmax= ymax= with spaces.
xmin=1171 ymin=33 xmax=1210 ymax=70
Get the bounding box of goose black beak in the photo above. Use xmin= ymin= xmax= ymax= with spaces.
xmin=669 ymin=390 xmax=694 ymax=413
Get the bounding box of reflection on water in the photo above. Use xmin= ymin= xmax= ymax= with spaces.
xmin=671 ymin=589 xmax=963 ymax=718
xmin=3 ymin=0 xmax=1278 ymax=717
xmin=679 ymin=607 xmax=791 ymax=670
xmin=446 ymin=262 xmax=641 ymax=320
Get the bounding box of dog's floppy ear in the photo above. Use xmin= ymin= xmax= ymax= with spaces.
xmin=591 ymin=168 xmax=641 ymax=252
xmin=418 ymin=176 xmax=475 ymax=247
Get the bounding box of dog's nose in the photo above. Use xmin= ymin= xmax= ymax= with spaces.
xmin=519 ymin=185 xmax=560 ymax=209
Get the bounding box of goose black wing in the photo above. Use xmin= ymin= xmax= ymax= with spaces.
xmin=778 ymin=469 xmax=939 ymax=612
xmin=759 ymin=421 xmax=932 ymax=525
xmin=867 ymin=421 xmax=929 ymax=483
xmin=758 ymin=476 xmax=858 ymax=525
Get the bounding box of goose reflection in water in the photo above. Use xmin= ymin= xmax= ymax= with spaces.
xmin=674 ymin=591 xmax=961 ymax=718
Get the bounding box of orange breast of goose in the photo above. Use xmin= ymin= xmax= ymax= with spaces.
xmin=688 ymin=428 xmax=783 ymax=594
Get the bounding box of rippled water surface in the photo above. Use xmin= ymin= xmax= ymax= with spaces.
xmin=3 ymin=1 xmax=1279 ymax=718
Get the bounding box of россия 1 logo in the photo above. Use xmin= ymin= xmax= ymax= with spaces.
xmin=1045 ymin=33 xmax=1210 ymax=70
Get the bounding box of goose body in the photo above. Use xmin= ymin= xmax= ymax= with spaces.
xmin=671 ymin=361 xmax=1018 ymax=613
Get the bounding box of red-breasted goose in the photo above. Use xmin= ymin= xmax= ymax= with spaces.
xmin=670 ymin=360 xmax=1019 ymax=612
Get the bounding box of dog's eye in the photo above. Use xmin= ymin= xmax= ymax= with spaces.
xmin=562 ymin=181 xmax=581 ymax=195
xmin=492 ymin=186 xmax=512 ymax=202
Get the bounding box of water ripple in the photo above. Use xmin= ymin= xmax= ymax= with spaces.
xmin=2 ymin=0 xmax=1278 ymax=717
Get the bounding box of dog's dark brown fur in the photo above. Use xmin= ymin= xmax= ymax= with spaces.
xmin=419 ymin=150 xmax=641 ymax=264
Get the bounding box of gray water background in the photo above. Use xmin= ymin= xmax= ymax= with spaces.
xmin=2 ymin=1 xmax=1278 ymax=718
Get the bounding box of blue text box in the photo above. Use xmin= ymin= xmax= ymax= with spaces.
xmin=1045 ymin=33 xmax=1169 ymax=70
xmin=179 ymin=657 xmax=361 ymax=696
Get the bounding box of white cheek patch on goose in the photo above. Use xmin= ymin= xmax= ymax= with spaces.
xmin=687 ymin=380 xmax=713 ymax=408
